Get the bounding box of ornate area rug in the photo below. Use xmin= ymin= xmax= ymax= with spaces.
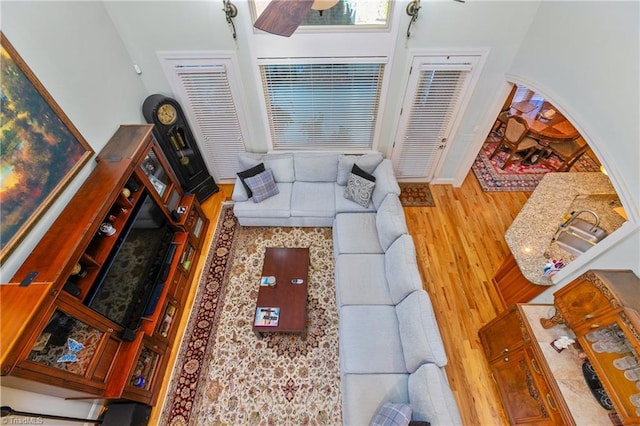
xmin=471 ymin=134 xmax=600 ymax=192
xmin=398 ymin=183 xmax=436 ymax=207
xmin=160 ymin=204 xmax=341 ymax=425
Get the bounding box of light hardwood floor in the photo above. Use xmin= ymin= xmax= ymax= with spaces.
xmin=152 ymin=172 xmax=531 ymax=425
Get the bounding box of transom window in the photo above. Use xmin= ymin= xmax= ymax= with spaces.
xmin=252 ymin=0 xmax=390 ymax=29
xmin=259 ymin=60 xmax=386 ymax=150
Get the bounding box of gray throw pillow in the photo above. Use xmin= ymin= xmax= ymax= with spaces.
xmin=344 ymin=173 xmax=375 ymax=207
xmin=244 ymin=169 xmax=279 ymax=203
xmin=337 ymin=153 xmax=384 ymax=185
xmin=370 ymin=402 xmax=412 ymax=426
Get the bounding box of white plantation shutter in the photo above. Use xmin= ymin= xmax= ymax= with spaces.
xmin=394 ymin=60 xmax=474 ymax=180
xmin=162 ymin=57 xmax=247 ymax=182
xmin=259 ymin=61 xmax=385 ymax=150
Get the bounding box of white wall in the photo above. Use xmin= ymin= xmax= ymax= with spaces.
xmin=1 ymin=386 xmax=99 ymax=425
xmin=1 ymin=0 xmax=147 ymax=418
xmin=1 ymin=1 xmax=148 ymax=281
xmin=508 ymin=1 xmax=639 ymax=206
xmin=507 ymin=1 xmax=640 ymax=301
xmin=383 ymin=0 xmax=541 ymax=182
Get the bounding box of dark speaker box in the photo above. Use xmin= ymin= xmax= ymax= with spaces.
xmin=102 ymin=403 xmax=151 ymax=426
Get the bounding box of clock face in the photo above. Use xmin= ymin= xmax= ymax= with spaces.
xmin=156 ymin=103 xmax=177 ymax=126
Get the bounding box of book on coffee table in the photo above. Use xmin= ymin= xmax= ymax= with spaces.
xmin=254 ymin=307 xmax=280 ymax=326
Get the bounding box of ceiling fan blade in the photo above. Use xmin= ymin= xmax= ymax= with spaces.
xmin=254 ymin=0 xmax=315 ymax=37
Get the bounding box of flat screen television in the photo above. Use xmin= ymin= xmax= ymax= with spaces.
xmin=84 ymin=192 xmax=177 ymax=340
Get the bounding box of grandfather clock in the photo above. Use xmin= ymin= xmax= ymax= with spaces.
xmin=142 ymin=94 xmax=218 ymax=202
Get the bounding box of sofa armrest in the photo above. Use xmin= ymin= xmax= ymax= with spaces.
xmin=232 ymin=177 xmax=249 ymax=202
xmin=371 ymin=160 xmax=401 ymax=209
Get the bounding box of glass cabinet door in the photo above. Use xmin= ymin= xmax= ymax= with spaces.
xmin=140 ymin=147 xmax=174 ymax=201
xmin=27 ymin=310 xmax=104 ymax=376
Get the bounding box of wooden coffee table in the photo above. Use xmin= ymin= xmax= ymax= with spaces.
xmin=253 ymin=247 xmax=309 ymax=338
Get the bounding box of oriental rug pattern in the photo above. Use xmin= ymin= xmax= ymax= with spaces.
xmin=398 ymin=183 xmax=435 ymax=207
xmin=160 ymin=204 xmax=341 ymax=425
xmin=472 ymin=134 xmax=600 ymax=192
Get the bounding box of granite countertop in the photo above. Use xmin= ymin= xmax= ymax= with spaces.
xmin=505 ymin=172 xmax=626 ymax=286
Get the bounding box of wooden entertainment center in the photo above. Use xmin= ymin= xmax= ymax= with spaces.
xmin=1 ymin=124 xmax=209 ymax=406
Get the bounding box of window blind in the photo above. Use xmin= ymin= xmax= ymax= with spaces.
xmin=171 ymin=62 xmax=246 ymax=181
xmin=395 ymin=66 xmax=470 ymax=178
xmin=259 ymin=62 xmax=385 ymax=150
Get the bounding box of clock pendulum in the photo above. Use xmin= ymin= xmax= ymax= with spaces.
xmin=142 ymin=94 xmax=218 ymax=202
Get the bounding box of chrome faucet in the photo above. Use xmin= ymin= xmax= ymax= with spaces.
xmin=564 ymin=210 xmax=601 ymax=230
xmin=554 ymin=209 xmax=601 ymax=241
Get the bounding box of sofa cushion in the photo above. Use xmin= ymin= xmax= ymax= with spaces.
xmin=333 ymin=213 xmax=383 ymax=254
xmin=337 ymin=153 xmax=384 ymax=185
xmin=372 ymin=160 xmax=401 ymax=209
xmin=291 ymin=182 xmax=335 ymax=217
xmin=294 ymin=152 xmax=339 ymax=182
xmin=335 ymin=254 xmax=391 ymax=307
xmin=238 ymin=152 xmax=295 ymax=183
xmin=376 ymin=194 xmax=408 ymax=251
xmin=238 ymin=152 xmax=263 ymax=169
xmin=340 ymin=305 xmax=406 ymax=374
xmin=244 ymin=169 xmax=279 ymax=203
xmin=237 ymin=162 xmax=265 ymax=198
xmin=342 ymin=374 xmax=409 ymax=426
xmin=344 ymin=172 xmax=375 ymax=208
xmin=385 ymin=235 xmax=423 ymax=304
xmin=370 ymin=402 xmax=412 ymax=426
xmin=396 ymin=290 xmax=447 ymax=370
xmin=408 ymin=364 xmax=463 ymax=426
xmin=233 ymin=183 xmax=292 ymax=218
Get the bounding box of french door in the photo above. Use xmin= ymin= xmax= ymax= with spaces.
xmin=392 ymin=55 xmax=479 ymax=181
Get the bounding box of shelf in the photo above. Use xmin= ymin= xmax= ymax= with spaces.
xmin=138 ymin=232 xmax=188 ymax=336
xmin=2 ymin=125 xmax=207 ymax=406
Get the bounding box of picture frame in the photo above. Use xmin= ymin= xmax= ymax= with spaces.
xmin=0 ymin=32 xmax=94 ymax=263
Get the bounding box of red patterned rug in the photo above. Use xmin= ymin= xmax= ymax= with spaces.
xmin=471 ymin=135 xmax=600 ymax=192
xmin=160 ymin=204 xmax=341 ymax=425
xmin=398 ymin=183 xmax=435 ymax=207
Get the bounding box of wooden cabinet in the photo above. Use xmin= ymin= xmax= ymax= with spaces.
xmin=544 ymin=270 xmax=640 ymax=424
xmin=479 ymin=305 xmax=565 ymax=425
xmin=492 ymin=253 xmax=547 ymax=309
xmin=1 ymin=125 xmax=209 ymax=406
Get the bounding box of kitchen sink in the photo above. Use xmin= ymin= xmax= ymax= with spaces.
xmin=555 ymin=231 xmax=598 ymax=257
xmin=553 ymin=213 xmax=609 ymax=257
xmin=562 ymin=217 xmax=608 ymax=243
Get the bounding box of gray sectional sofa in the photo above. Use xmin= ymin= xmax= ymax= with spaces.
xmin=232 ymin=152 xmax=462 ymax=425
xmin=232 ymin=151 xmax=399 ymax=226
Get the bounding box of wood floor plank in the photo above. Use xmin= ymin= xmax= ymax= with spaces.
xmin=153 ymin=174 xmax=530 ymax=425
xmin=405 ymin=173 xmax=530 ymax=425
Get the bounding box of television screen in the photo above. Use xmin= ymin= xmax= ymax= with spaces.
xmin=85 ymin=194 xmax=175 ymax=333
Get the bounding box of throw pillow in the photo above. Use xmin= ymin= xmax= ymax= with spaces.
xmin=344 ymin=164 xmax=376 ymax=207
xmin=370 ymin=402 xmax=412 ymax=426
xmin=337 ymin=153 xmax=384 ymax=185
xmin=237 ymin=163 xmax=266 ymax=197
xmin=244 ymin=169 xmax=279 ymax=203
xmin=352 ymin=163 xmax=376 ymax=182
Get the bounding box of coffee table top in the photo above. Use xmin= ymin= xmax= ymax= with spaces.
xmin=253 ymin=247 xmax=309 ymax=334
